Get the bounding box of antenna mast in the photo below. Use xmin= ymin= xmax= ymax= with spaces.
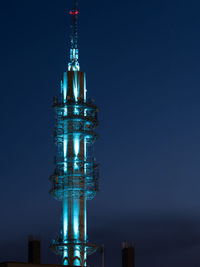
xmin=68 ymin=0 xmax=80 ymax=71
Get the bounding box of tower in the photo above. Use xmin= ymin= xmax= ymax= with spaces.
xmin=49 ymin=1 xmax=99 ymax=266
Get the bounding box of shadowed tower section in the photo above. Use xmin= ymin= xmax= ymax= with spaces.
xmin=49 ymin=0 xmax=99 ymax=266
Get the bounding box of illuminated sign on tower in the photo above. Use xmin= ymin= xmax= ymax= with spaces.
xmin=49 ymin=0 xmax=99 ymax=266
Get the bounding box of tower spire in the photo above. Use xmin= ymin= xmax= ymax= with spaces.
xmin=68 ymin=0 xmax=80 ymax=71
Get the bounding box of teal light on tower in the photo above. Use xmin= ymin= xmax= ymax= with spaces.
xmin=49 ymin=0 xmax=99 ymax=266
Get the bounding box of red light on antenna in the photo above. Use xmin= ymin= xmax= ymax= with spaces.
xmin=69 ymin=10 xmax=79 ymax=15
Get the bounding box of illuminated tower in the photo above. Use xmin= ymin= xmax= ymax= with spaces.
xmin=49 ymin=1 xmax=99 ymax=266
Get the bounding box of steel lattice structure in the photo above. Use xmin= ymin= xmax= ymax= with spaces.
xmin=49 ymin=1 xmax=99 ymax=266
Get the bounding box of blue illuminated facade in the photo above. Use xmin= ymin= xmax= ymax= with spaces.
xmin=50 ymin=1 xmax=99 ymax=266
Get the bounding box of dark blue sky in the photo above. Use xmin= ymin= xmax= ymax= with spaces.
xmin=1 ymin=0 xmax=200 ymax=266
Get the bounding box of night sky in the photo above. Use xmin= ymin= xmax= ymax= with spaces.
xmin=1 ymin=0 xmax=200 ymax=266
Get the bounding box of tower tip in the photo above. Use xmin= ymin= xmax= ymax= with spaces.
xmin=68 ymin=0 xmax=80 ymax=71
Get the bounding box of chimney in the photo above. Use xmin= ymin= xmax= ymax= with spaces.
xmin=122 ymin=242 xmax=135 ymax=267
xmin=28 ymin=235 xmax=41 ymax=264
